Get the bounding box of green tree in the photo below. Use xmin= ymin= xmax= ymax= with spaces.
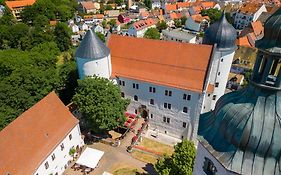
xmin=115 ymin=0 xmax=124 ymax=6
xmin=105 ymin=4 xmax=113 ymax=10
xmin=174 ymin=19 xmax=182 ymax=28
xmin=200 ymin=8 xmax=222 ymax=24
xmin=107 ymin=19 xmax=116 ymax=27
xmin=144 ymin=28 xmax=160 ymax=40
xmin=57 ymin=5 xmax=73 ymax=22
xmin=54 ymin=22 xmax=72 ymax=51
xmin=96 ymin=32 xmax=105 ymax=42
xmin=72 ymin=77 xmax=130 ymax=133
xmin=144 ymin=0 xmax=152 ymax=9
xmin=0 ymin=10 xmax=16 ymax=26
xmin=181 ymin=16 xmax=187 ymax=25
xmin=155 ymin=139 xmax=196 ymax=175
xmin=102 ymin=19 xmax=107 ymax=28
xmin=34 ymin=15 xmax=49 ymax=28
xmin=156 ymin=21 xmax=168 ymax=32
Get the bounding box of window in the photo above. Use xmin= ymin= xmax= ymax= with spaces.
xmin=167 ymin=118 xmax=170 ymax=123
xmin=164 ymin=103 xmax=171 ymax=109
xmin=51 ymin=153 xmax=56 ymax=161
xmin=149 ymin=86 xmax=156 ymax=93
xmin=183 ymin=107 xmax=188 ymax=113
xmin=134 ymin=95 xmax=138 ymax=101
xmin=163 ymin=117 xmax=170 ymax=123
xmin=215 ymin=83 xmax=219 ymax=87
xmin=183 ymin=122 xmax=187 ymax=128
xmin=221 ymin=59 xmax=223 ymax=62
xmin=218 ymin=72 xmax=220 ymax=76
xmin=45 ymin=161 xmax=49 ymax=169
xmin=134 ymin=109 xmax=138 ymax=114
xmin=121 ymin=92 xmax=125 ymax=97
xmin=60 ymin=143 xmax=64 ymax=151
xmin=133 ymin=83 xmax=139 ymax=89
xmin=150 ymin=114 xmax=153 ymax=118
xmin=69 ymin=134 xmax=72 ymax=140
xmin=165 ymin=90 xmax=172 ymax=96
xmin=212 ymin=95 xmax=217 ymax=100
xmin=163 ymin=116 xmax=166 ymax=122
xmin=119 ymin=80 xmax=125 ymax=86
xmin=183 ymin=94 xmax=191 ymax=100
xmin=203 ymin=157 xmax=217 ymax=175
xmin=150 ymin=99 xmax=154 ymax=105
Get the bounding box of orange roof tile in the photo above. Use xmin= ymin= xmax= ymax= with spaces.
xmin=239 ymin=3 xmax=263 ymax=14
xmin=0 ymin=92 xmax=79 ymax=175
xmin=49 ymin=20 xmax=57 ymax=26
xmin=133 ymin=18 xmax=156 ymax=31
xmin=177 ymin=2 xmax=190 ymax=8
xmin=192 ymin=5 xmax=203 ymax=14
xmin=191 ymin=14 xmax=209 ymax=23
xmin=165 ymin=4 xmax=177 ymax=11
xmin=236 ymin=36 xmax=252 ymax=47
xmin=201 ymin=1 xmax=216 ymax=9
xmin=80 ymin=1 xmax=96 ymax=10
xmin=251 ymin=21 xmax=263 ymax=36
xmin=158 ymin=15 xmax=165 ymax=21
xmin=108 ymin=35 xmax=213 ymax=93
xmin=5 ymin=0 xmax=36 ymax=10
xmin=94 ymin=14 xmax=104 ymax=19
xmin=170 ymin=12 xmax=179 ymax=19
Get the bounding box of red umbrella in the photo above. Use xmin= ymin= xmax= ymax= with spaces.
xmin=124 ymin=122 xmax=130 ymax=127
xmin=129 ymin=114 xmax=136 ymax=119
xmin=132 ymin=135 xmax=138 ymax=142
xmin=127 ymin=118 xmax=133 ymax=123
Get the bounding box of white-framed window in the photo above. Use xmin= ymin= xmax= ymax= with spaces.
xmin=164 ymin=103 xmax=171 ymax=109
xmin=60 ymin=143 xmax=64 ymax=151
xmin=119 ymin=80 xmax=125 ymax=86
xmin=51 ymin=153 xmax=56 ymax=161
xmin=183 ymin=122 xmax=187 ymax=128
xmin=149 ymin=86 xmax=156 ymax=93
xmin=45 ymin=161 xmax=49 ymax=169
xmin=163 ymin=117 xmax=170 ymax=123
xmin=212 ymin=95 xmax=217 ymax=100
xmin=69 ymin=134 xmax=72 ymax=140
xmin=183 ymin=107 xmax=188 ymax=113
xmin=215 ymin=82 xmax=219 ymax=87
xmin=133 ymin=83 xmax=139 ymax=89
xmin=150 ymin=113 xmax=153 ymax=118
xmin=150 ymin=99 xmax=154 ymax=105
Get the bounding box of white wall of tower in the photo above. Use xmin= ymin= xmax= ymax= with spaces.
xmin=76 ymin=54 xmax=112 ymax=79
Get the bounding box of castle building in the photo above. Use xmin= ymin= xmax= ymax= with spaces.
xmin=194 ymin=9 xmax=281 ymax=175
xmin=74 ymin=14 xmax=237 ymax=140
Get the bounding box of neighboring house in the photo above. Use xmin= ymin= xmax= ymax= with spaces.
xmin=164 ymin=4 xmax=177 ymax=14
xmin=71 ymin=34 xmax=81 ymax=46
xmin=188 ymin=5 xmax=203 ymax=15
xmin=5 ymin=0 xmax=36 ymax=21
xmin=71 ymin=24 xmax=79 ymax=33
xmin=185 ymin=14 xmax=209 ymax=32
xmin=83 ymin=15 xmax=94 ymax=24
xmin=93 ymin=14 xmax=104 ymax=23
xmin=0 ymin=92 xmax=84 ymax=175
xmin=128 ymin=18 xmax=157 ymax=37
xmin=233 ymin=3 xmax=267 ymax=30
xmin=93 ymin=24 xmax=104 ymax=34
xmin=177 ymin=2 xmax=190 ymax=11
xmin=74 ymin=14 xmax=237 ymax=140
xmin=79 ymin=23 xmax=89 ymax=31
xmin=227 ymin=72 xmax=244 ymax=90
xmin=140 ymin=11 xmax=149 ymax=20
xmin=79 ymin=1 xmax=99 ymax=14
xmin=118 ymin=14 xmax=131 ymax=23
xmin=152 ymin=0 xmax=161 ymax=9
xmin=162 ymin=29 xmax=196 ymax=43
xmin=106 ymin=10 xmax=120 ymax=18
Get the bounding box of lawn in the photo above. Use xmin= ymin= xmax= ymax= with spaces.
xmin=131 ymin=150 xmax=158 ymax=164
xmin=138 ymin=138 xmax=174 ymax=156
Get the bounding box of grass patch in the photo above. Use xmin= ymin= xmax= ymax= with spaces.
xmin=139 ymin=138 xmax=174 ymax=156
xmin=113 ymin=167 xmax=141 ymax=175
xmin=131 ymin=150 xmax=158 ymax=164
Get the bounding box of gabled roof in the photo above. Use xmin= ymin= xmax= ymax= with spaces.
xmin=251 ymin=21 xmax=264 ymax=36
xmin=165 ymin=4 xmax=177 ymax=11
xmin=108 ymin=34 xmax=213 ymax=93
xmin=132 ymin=18 xmax=156 ymax=31
xmin=5 ymin=0 xmax=36 ymax=10
xmin=80 ymin=1 xmax=96 ymax=10
xmin=0 ymin=92 xmax=79 ymax=175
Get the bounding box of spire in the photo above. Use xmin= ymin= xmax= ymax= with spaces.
xmin=75 ymin=29 xmax=110 ymax=60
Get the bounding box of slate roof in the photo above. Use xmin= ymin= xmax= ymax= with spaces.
xmin=75 ymin=28 xmax=110 ymax=60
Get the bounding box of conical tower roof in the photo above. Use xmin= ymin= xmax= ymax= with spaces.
xmin=203 ymin=13 xmax=237 ymax=51
xmin=75 ymin=29 xmax=110 ymax=60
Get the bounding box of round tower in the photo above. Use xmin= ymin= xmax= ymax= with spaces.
xmin=194 ymin=9 xmax=281 ymax=175
xmin=203 ymin=13 xmax=237 ymax=111
xmin=75 ymin=29 xmax=111 ymax=79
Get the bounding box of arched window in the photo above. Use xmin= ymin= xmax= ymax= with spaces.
xmin=134 ymin=95 xmax=138 ymax=101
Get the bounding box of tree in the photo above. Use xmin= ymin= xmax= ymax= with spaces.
xmin=54 ymin=22 xmax=72 ymax=51
xmin=200 ymin=8 xmax=222 ymax=24
xmin=155 ymin=139 xmax=196 ymax=175
xmin=34 ymin=15 xmax=49 ymax=28
xmin=115 ymin=0 xmax=123 ymax=6
xmin=181 ymin=16 xmax=187 ymax=25
xmin=72 ymin=77 xmax=130 ymax=133
xmin=144 ymin=0 xmax=152 ymax=9
xmin=57 ymin=5 xmax=74 ymax=22
xmin=107 ymin=19 xmax=116 ymax=27
xmin=102 ymin=19 xmax=107 ymax=28
xmin=96 ymin=32 xmax=105 ymax=42
xmin=156 ymin=21 xmax=168 ymax=32
xmin=105 ymin=4 xmax=113 ymax=10
xmin=144 ymin=28 xmax=160 ymax=40
xmin=174 ymin=19 xmax=182 ymax=28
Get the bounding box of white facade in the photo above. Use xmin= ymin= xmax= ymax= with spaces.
xmin=93 ymin=25 xmax=105 ymax=34
xmin=34 ymin=124 xmax=84 ymax=175
xmin=202 ymin=46 xmax=235 ymax=112
xmin=193 ymin=142 xmax=237 ymax=175
xmin=71 ymin=24 xmax=79 ymax=33
xmin=152 ymin=0 xmax=161 ymax=9
xmin=76 ymin=54 xmax=112 ymax=79
xmin=233 ymin=4 xmax=266 ymax=30
xmin=128 ymin=24 xmax=156 ymax=37
xmin=79 ymin=23 xmax=89 ymax=31
xmin=115 ymin=77 xmax=203 ymax=140
xmin=162 ymin=30 xmax=196 ymax=43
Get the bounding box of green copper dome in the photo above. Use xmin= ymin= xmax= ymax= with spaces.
xmin=256 ymin=8 xmax=281 ymax=54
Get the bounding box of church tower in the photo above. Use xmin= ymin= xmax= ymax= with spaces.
xmin=202 ymin=13 xmax=237 ymax=112
xmin=75 ymin=29 xmax=111 ymax=79
xmin=194 ymin=9 xmax=281 ymax=175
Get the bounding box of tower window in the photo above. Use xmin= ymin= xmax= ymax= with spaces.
xmin=149 ymin=87 xmax=156 ymax=93
xmin=45 ymin=161 xmax=49 ymax=169
xmin=221 ymin=59 xmax=224 ymax=62
xmin=212 ymin=95 xmax=216 ymax=100
xmin=134 ymin=95 xmax=138 ymax=101
xmin=163 ymin=117 xmax=170 ymax=123
xmin=183 ymin=122 xmax=187 ymax=128
xmin=164 ymin=103 xmax=171 ymax=109
xmin=133 ymin=83 xmax=139 ymax=89
xmin=134 ymin=109 xmax=138 ymax=114
xmin=218 ymin=72 xmax=220 ymax=76
xmin=183 ymin=107 xmax=188 ymax=113
xmin=121 ymin=92 xmax=125 ymax=97
xmin=150 ymin=113 xmax=153 ymax=118
xmin=60 ymin=143 xmax=64 ymax=151
xmin=150 ymin=99 xmax=154 ymax=105
xmin=119 ymin=80 xmax=125 ymax=86
xmin=215 ymin=83 xmax=219 ymax=87
xmin=165 ymin=90 xmax=172 ymax=96
xmin=51 ymin=153 xmax=56 ymax=161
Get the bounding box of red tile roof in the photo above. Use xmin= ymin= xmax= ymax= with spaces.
xmin=80 ymin=1 xmax=96 ymax=10
xmin=0 ymin=92 xmax=79 ymax=175
xmin=108 ymin=35 xmax=213 ymax=93
xmin=177 ymin=2 xmax=190 ymax=8
xmin=133 ymin=18 xmax=156 ymax=31
xmin=251 ymin=21 xmax=264 ymax=36
xmin=165 ymin=4 xmax=177 ymax=11
xmin=201 ymin=1 xmax=216 ymax=9
xmin=5 ymin=0 xmax=36 ymax=10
